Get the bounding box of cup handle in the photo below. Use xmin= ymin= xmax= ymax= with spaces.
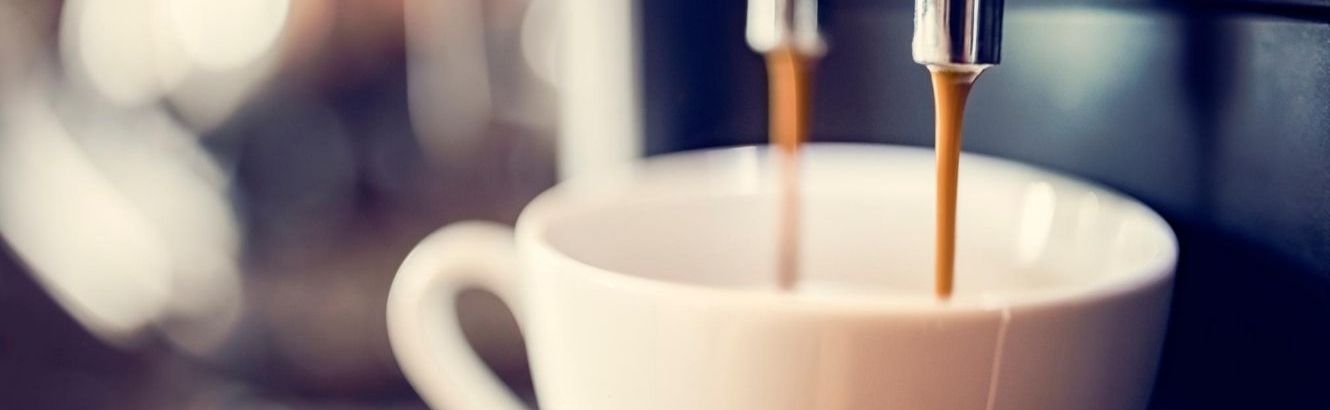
xmin=387 ymin=221 xmax=529 ymax=410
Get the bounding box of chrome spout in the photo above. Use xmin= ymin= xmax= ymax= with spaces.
xmin=912 ymin=0 xmax=1004 ymax=68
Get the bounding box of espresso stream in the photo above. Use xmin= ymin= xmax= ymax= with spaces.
xmin=765 ymin=48 xmax=980 ymax=299
xmin=929 ymin=67 xmax=982 ymax=299
xmin=765 ymin=46 xmax=813 ymax=290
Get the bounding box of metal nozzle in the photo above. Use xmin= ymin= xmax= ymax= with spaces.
xmin=912 ymin=0 xmax=1004 ymax=67
xmin=746 ymin=0 xmax=825 ymax=56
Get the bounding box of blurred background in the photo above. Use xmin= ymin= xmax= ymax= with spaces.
xmin=0 ymin=0 xmax=1327 ymax=409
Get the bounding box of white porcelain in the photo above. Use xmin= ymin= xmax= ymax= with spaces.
xmin=388 ymin=143 xmax=1177 ymax=410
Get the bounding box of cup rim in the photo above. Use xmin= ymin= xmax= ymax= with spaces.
xmin=516 ymin=143 xmax=1178 ymax=314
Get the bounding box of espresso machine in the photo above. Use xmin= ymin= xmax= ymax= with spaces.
xmin=557 ymin=0 xmax=1330 ymax=408
xmin=0 ymin=0 xmax=1326 ymax=408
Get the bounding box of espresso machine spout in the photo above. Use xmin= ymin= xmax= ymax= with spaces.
xmin=746 ymin=0 xmax=825 ymax=56
xmin=912 ymin=0 xmax=1004 ymax=70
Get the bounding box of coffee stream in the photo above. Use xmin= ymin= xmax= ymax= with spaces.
xmin=764 ymin=47 xmax=981 ymax=299
xmin=928 ymin=66 xmax=983 ymax=299
xmin=765 ymin=46 xmax=814 ymax=290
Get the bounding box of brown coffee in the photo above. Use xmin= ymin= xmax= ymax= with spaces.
xmin=928 ymin=67 xmax=982 ymax=299
xmin=763 ymin=47 xmax=979 ymax=299
xmin=765 ymin=46 xmax=814 ymax=290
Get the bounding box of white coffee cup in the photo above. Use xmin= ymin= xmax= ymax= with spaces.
xmin=387 ymin=143 xmax=1177 ymax=410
